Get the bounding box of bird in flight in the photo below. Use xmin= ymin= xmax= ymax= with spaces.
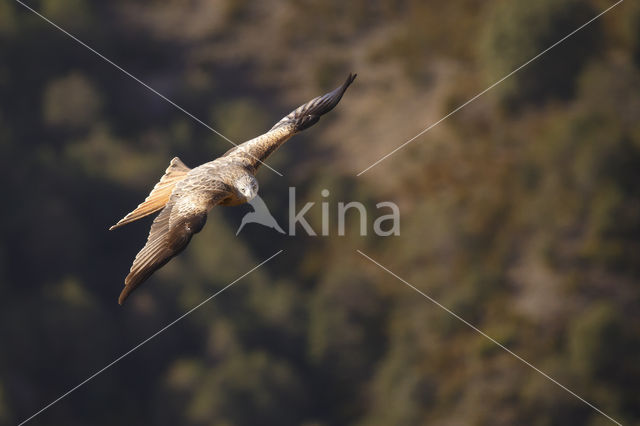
xmin=110 ymin=73 xmax=356 ymax=304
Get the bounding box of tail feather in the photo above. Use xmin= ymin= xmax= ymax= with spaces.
xmin=109 ymin=157 xmax=190 ymax=230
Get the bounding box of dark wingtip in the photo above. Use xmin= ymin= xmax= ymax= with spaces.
xmin=273 ymin=72 xmax=357 ymax=131
xmin=337 ymin=73 xmax=356 ymax=100
xmin=305 ymin=72 xmax=357 ymax=118
xmin=345 ymin=72 xmax=357 ymax=88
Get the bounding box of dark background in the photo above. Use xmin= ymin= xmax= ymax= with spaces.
xmin=2 ymin=0 xmax=640 ymax=425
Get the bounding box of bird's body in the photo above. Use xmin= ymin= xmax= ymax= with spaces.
xmin=111 ymin=74 xmax=356 ymax=304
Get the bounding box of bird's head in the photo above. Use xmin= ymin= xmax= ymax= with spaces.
xmin=235 ymin=174 xmax=259 ymax=202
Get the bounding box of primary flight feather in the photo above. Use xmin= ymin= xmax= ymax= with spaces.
xmin=110 ymin=73 xmax=356 ymax=304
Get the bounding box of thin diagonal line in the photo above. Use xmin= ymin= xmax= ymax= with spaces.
xmin=356 ymin=0 xmax=624 ymax=176
xmin=15 ymin=0 xmax=283 ymax=177
xmin=356 ymin=250 xmax=623 ymax=426
xmin=18 ymin=249 xmax=284 ymax=426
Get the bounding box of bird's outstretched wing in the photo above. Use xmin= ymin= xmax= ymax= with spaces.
xmin=224 ymin=73 xmax=356 ymax=170
xmin=118 ymin=189 xmax=228 ymax=305
xmin=110 ymin=157 xmax=190 ymax=230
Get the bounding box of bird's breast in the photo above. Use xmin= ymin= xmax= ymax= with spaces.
xmin=220 ymin=192 xmax=248 ymax=206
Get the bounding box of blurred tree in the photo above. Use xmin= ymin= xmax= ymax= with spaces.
xmin=308 ymin=266 xmax=387 ymax=422
xmin=163 ymin=352 xmax=307 ymax=426
xmin=630 ymin=2 xmax=640 ymax=66
xmin=569 ymin=303 xmax=623 ymax=380
xmin=481 ymin=0 xmax=599 ymax=110
xmin=43 ymin=72 xmax=102 ymax=129
xmin=41 ymin=0 xmax=93 ymax=32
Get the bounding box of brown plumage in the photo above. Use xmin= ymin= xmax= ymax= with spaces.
xmin=111 ymin=73 xmax=356 ymax=304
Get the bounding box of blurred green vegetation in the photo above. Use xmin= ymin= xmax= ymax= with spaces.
xmin=481 ymin=0 xmax=598 ymax=109
xmin=1 ymin=0 xmax=639 ymax=425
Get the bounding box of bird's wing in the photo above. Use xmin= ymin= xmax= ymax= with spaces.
xmin=118 ymin=186 xmax=229 ymax=304
xmin=110 ymin=157 xmax=190 ymax=230
xmin=224 ymin=73 xmax=356 ymax=171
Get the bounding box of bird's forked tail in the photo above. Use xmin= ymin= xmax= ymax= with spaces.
xmin=109 ymin=157 xmax=190 ymax=230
